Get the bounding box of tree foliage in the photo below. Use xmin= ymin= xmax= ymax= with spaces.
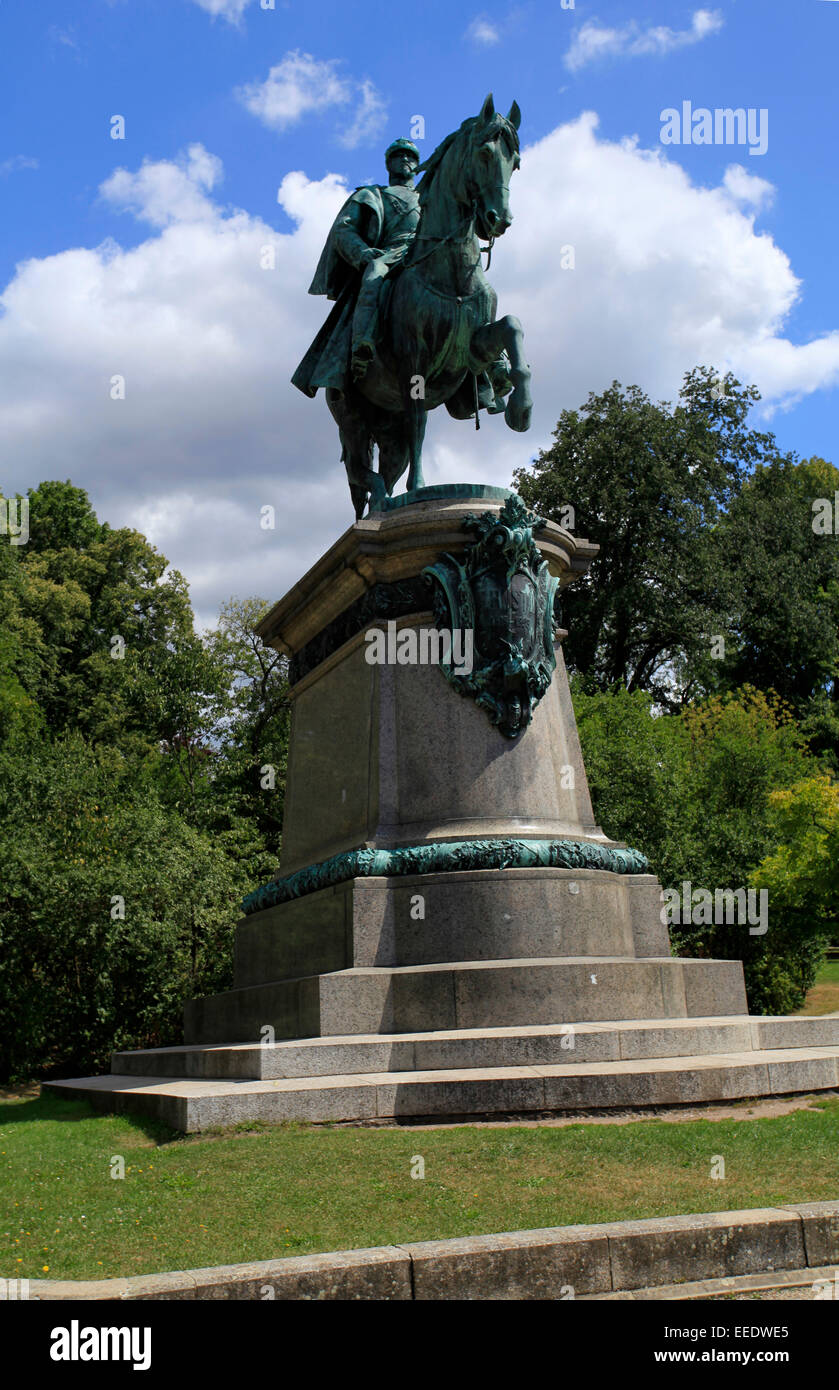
xmin=515 ymin=372 xmax=839 ymax=733
xmin=574 ymin=682 xmax=827 ymax=1013
xmin=0 ymin=482 xmax=286 ymax=1079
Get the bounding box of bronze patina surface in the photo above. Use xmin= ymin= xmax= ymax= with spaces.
xmin=293 ymin=95 xmax=532 ymax=518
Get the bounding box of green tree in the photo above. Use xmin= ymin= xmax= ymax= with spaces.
xmin=22 ymin=479 xmax=101 ymax=553
xmin=571 ymin=678 xmax=689 ymax=887
xmin=0 ymin=484 xmax=290 ymax=1079
xmin=716 ymin=456 xmax=839 ymax=747
xmin=749 ymin=774 xmax=839 ymax=1008
xmin=0 ymin=532 xmax=40 ymax=743
xmin=10 ymin=481 xmax=193 ymax=749
xmin=574 ymin=683 xmax=818 ymax=1013
xmin=514 ymin=369 xmax=788 ymax=707
xmin=203 ymin=598 xmax=290 ymax=852
xmin=0 ymin=733 xmax=273 ymax=1079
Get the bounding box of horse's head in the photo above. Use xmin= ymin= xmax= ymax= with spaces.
xmin=468 ymin=93 xmax=521 ymax=241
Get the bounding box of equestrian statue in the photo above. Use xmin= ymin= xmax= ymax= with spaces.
xmin=292 ymin=93 xmax=532 ymax=519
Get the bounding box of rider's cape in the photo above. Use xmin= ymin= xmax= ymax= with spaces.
xmin=291 ymin=186 xmax=385 ymax=398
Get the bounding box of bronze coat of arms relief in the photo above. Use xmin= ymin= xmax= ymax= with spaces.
xmin=424 ymin=495 xmax=560 ymax=738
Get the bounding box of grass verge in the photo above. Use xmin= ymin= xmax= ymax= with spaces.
xmin=800 ymin=960 xmax=839 ymax=1016
xmin=2 ymin=1091 xmax=838 ymax=1281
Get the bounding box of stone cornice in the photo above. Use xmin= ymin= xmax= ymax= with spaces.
xmin=257 ymin=489 xmax=597 ymax=659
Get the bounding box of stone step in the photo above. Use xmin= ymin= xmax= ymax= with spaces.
xmin=183 ymin=955 xmax=748 ymax=1044
xmin=110 ymin=1014 xmax=839 ymax=1080
xmin=47 ymin=1044 xmax=839 ymax=1132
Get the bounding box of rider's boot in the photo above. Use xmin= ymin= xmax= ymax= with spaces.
xmin=351 ymin=277 xmax=381 ymax=380
xmin=351 ymin=340 xmax=375 ymax=381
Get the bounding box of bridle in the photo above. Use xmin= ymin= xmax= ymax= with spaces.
xmin=408 ymin=112 xmax=518 ymax=275
xmin=410 ymin=203 xmax=495 ymax=273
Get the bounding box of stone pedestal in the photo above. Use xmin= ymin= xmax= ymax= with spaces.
xmin=54 ymin=484 xmax=839 ymax=1134
xmin=264 ymin=484 xmax=604 ymax=871
xmin=183 ymin=485 xmax=745 ymax=1045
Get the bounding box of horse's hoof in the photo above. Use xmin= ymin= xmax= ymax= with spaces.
xmin=366 ymin=477 xmax=388 ymax=514
xmin=505 ymin=396 xmax=532 ymax=433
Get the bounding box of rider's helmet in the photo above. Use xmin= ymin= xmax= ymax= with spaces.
xmin=384 ymin=138 xmax=421 ymax=170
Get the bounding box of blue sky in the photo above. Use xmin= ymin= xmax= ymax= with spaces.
xmin=1 ymin=0 xmax=837 ymax=620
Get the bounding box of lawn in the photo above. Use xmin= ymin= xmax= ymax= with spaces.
xmin=2 ymin=1091 xmax=839 ymax=1282
xmin=799 ymin=959 xmax=839 ymax=1016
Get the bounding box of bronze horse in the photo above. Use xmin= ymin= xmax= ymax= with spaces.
xmin=304 ymin=95 xmax=532 ymax=519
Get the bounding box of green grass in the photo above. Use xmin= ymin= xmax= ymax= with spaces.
xmin=3 ymin=1092 xmax=839 ymax=1281
xmin=799 ymin=959 xmax=839 ymax=1016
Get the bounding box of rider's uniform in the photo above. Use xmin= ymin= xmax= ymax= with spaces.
xmin=334 ymin=183 xmax=421 ymax=368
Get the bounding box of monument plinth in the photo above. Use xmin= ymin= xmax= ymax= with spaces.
xmin=48 ymin=489 xmax=839 ymax=1128
xmin=259 ymin=486 xmax=605 ymax=868
xmin=182 ymin=488 xmax=746 ymax=1049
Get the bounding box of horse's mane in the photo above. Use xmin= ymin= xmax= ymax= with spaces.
xmin=417 ymin=112 xmax=520 ymax=208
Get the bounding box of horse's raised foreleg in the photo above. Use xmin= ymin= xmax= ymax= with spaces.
xmin=469 ymin=315 xmax=532 ymax=433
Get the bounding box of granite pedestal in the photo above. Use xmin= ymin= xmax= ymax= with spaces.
xmin=48 ymin=486 xmax=839 ymax=1130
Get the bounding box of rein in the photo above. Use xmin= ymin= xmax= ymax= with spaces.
xmin=409 ymin=200 xmax=495 ymax=281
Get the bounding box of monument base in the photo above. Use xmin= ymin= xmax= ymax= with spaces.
xmin=180 ymin=865 xmax=746 ymax=1044
xmin=46 ymin=489 xmax=839 ymax=1129
xmin=48 ymin=1014 xmax=839 ymax=1132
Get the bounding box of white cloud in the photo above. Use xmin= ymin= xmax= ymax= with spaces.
xmin=465 ymin=16 xmax=501 ymax=45
xmin=237 ymin=52 xmax=352 ymax=132
xmin=101 ymin=145 xmax=223 ymax=228
xmin=47 ymin=25 xmax=80 ymax=51
xmin=190 ymin=0 xmax=252 ymax=22
xmin=0 ymin=155 xmax=39 ymax=177
xmin=238 ymin=53 xmax=388 ymax=147
xmin=565 ymin=8 xmax=724 ymax=71
xmin=336 ymin=80 xmax=388 ymax=150
xmin=0 ymin=151 xmax=354 ymax=625
xmin=1 ymin=116 xmax=837 ymax=625
xmin=722 ymin=163 xmax=775 ymax=212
